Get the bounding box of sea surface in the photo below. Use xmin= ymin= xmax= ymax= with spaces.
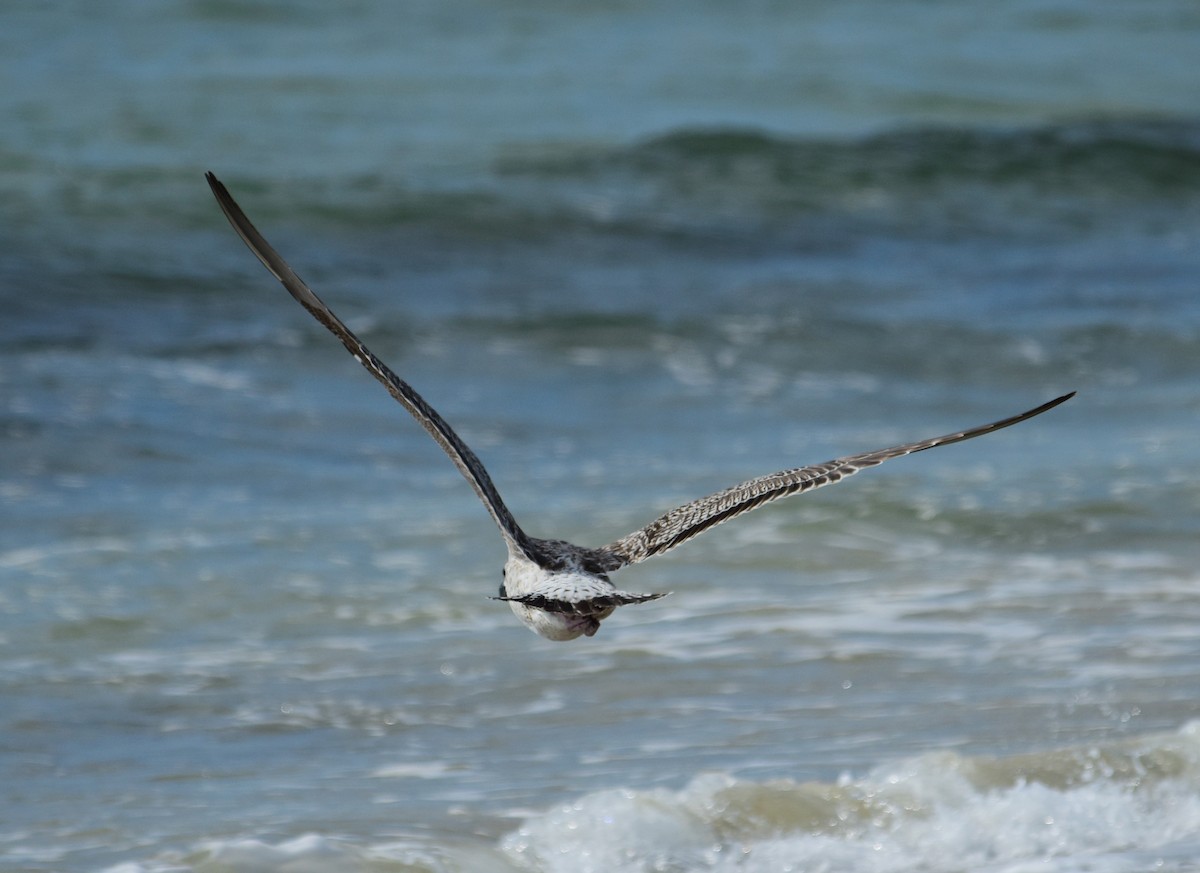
xmin=3 ymin=2 xmax=1200 ymax=871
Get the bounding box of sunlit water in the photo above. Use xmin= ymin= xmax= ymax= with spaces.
xmin=2 ymin=2 xmax=1199 ymax=871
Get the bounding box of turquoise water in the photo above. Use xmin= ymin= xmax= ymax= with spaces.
xmin=2 ymin=2 xmax=1200 ymax=871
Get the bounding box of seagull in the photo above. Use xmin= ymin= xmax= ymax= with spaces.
xmin=206 ymin=172 xmax=1074 ymax=642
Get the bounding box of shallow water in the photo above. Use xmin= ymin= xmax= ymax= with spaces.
xmin=2 ymin=2 xmax=1200 ymax=871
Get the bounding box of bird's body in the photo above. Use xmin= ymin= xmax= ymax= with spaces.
xmin=500 ymin=550 xmax=626 ymax=641
xmin=206 ymin=172 xmax=1074 ymax=642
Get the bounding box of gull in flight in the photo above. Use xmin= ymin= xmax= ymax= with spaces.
xmin=206 ymin=172 xmax=1074 ymax=642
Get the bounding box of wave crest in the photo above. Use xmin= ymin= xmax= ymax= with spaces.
xmin=503 ymin=722 xmax=1200 ymax=872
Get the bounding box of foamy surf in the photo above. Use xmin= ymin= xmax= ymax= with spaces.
xmin=502 ymin=723 xmax=1200 ymax=873
xmin=100 ymin=724 xmax=1200 ymax=873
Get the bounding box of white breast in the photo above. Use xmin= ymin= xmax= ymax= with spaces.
xmin=501 ymin=554 xmax=618 ymax=641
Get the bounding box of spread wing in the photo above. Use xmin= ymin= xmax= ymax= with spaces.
xmin=205 ymin=172 xmax=538 ymax=561
xmin=601 ymin=392 xmax=1074 ymax=567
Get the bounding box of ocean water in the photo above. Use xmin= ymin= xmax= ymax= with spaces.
xmin=2 ymin=2 xmax=1200 ymax=871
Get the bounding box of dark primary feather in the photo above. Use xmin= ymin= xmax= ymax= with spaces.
xmin=205 ymin=172 xmax=538 ymax=561
xmin=602 ymin=392 xmax=1075 ymax=567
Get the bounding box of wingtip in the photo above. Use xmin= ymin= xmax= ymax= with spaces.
xmin=1031 ymin=391 xmax=1076 ymax=416
xmin=204 ymin=171 xmax=232 ymax=211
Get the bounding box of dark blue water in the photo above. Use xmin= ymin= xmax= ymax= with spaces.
xmin=2 ymin=3 xmax=1199 ymax=871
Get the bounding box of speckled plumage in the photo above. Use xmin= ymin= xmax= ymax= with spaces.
xmin=207 ymin=172 xmax=1074 ymax=642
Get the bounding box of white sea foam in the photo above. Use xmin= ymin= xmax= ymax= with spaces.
xmin=104 ymin=727 xmax=1200 ymax=873
xmin=371 ymin=760 xmax=455 ymax=779
xmin=501 ymin=723 xmax=1200 ymax=873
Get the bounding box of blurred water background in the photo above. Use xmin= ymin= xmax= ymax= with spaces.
xmin=2 ymin=2 xmax=1200 ymax=871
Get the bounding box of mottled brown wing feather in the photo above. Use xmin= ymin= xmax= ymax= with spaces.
xmin=205 ymin=172 xmax=537 ymax=560
xmin=601 ymin=392 xmax=1074 ymax=567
